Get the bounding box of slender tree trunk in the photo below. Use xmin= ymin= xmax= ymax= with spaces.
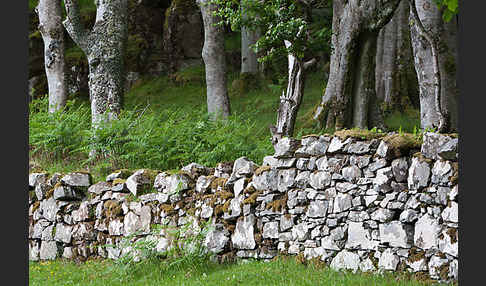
xmin=409 ymin=0 xmax=458 ymax=132
xmin=63 ymin=0 xmax=128 ymax=129
xmin=313 ymin=0 xmax=401 ymax=130
xmin=241 ymin=0 xmax=259 ymax=74
xmin=198 ymin=0 xmax=231 ymax=119
xmin=36 ymin=0 xmax=67 ymax=113
xmin=270 ymin=41 xmax=316 ymax=144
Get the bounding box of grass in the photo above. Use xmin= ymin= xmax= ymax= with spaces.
xmin=29 ymin=256 xmax=451 ymax=286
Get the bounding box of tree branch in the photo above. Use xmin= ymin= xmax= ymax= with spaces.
xmin=63 ymin=0 xmax=90 ymax=52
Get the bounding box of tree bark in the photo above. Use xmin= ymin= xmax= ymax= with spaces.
xmin=375 ymin=0 xmax=418 ymax=112
xmin=63 ymin=0 xmax=128 ymax=128
xmin=409 ymin=0 xmax=458 ymax=132
xmin=198 ymin=0 xmax=231 ymax=119
xmin=270 ymin=41 xmax=309 ymax=144
xmin=241 ymin=0 xmax=259 ymax=74
xmin=312 ymin=0 xmax=401 ymax=130
xmin=36 ymin=0 xmax=67 ymax=113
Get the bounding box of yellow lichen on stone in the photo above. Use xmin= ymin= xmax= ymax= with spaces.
xmin=254 ymin=166 xmax=271 ymax=177
xmin=243 ymin=190 xmax=263 ymax=206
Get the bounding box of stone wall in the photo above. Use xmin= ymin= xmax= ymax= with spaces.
xmin=28 ymin=132 xmax=458 ymax=282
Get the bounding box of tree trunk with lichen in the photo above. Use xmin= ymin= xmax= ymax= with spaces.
xmin=63 ymin=0 xmax=128 ymax=129
xmin=36 ymin=0 xmax=67 ymax=113
xmin=312 ymin=0 xmax=402 ymax=131
xmin=198 ymin=0 xmax=231 ymax=119
xmin=375 ymin=0 xmax=418 ymax=112
xmin=270 ymin=41 xmax=316 ymax=144
xmin=409 ymin=0 xmax=458 ymax=132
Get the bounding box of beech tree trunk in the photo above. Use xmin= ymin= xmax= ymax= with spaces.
xmin=241 ymin=1 xmax=259 ymax=74
xmin=63 ymin=0 xmax=128 ymax=128
xmin=198 ymin=0 xmax=231 ymax=119
xmin=313 ymin=0 xmax=402 ymax=130
xmin=376 ymin=0 xmax=418 ymax=112
xmin=36 ymin=0 xmax=67 ymax=113
xmin=409 ymin=0 xmax=458 ymax=132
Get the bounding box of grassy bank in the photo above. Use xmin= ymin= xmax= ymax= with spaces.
xmin=29 ymin=256 xmax=450 ymax=286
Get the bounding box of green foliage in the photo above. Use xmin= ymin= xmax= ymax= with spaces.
xmin=433 ymin=0 xmax=459 ymax=22
xmin=213 ymin=0 xmax=332 ymax=62
xmin=29 ymin=96 xmax=273 ymax=176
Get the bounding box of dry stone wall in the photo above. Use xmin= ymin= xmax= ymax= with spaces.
xmin=28 ymin=132 xmax=458 ymax=282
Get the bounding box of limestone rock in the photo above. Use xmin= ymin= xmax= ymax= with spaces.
xmin=399 ymin=209 xmax=419 ymax=223
xmin=29 ymin=241 xmax=40 ymax=261
xmin=431 ymin=160 xmax=452 ymax=185
xmin=294 ymin=171 xmax=310 ymax=188
xmin=441 ymin=202 xmax=458 ymax=223
xmin=330 ymin=250 xmax=360 ymax=272
xmin=195 ymin=176 xmax=212 ymax=194
xmin=428 ymin=255 xmax=449 ymax=279
xmin=274 ymin=137 xmax=301 ymax=158
xmin=333 ymin=193 xmax=353 ymax=213
xmin=53 ymin=185 xmax=83 ymax=201
xmin=345 ymin=221 xmax=377 ymax=250
xmin=40 ymin=197 xmax=60 ymax=222
xmin=379 ymin=221 xmax=412 ymax=248
xmin=309 ymin=171 xmax=331 ymax=189
xmin=252 ymin=168 xmax=278 ymax=191
xmin=231 ymin=215 xmax=256 ymax=249
xmin=181 ymin=162 xmax=211 ymax=178
xmin=29 ymin=172 xmax=48 ymax=188
xmin=438 ymin=138 xmax=458 ymax=161
xmin=262 ymin=221 xmax=279 ymax=239
xmin=277 ymin=169 xmax=296 ymax=192
xmin=421 ymin=132 xmax=453 ymax=160
xmin=40 ymin=241 xmax=60 ymax=260
xmin=391 ymin=157 xmax=408 ymax=182
xmin=346 ymin=141 xmax=373 ymax=155
xmin=61 ymin=172 xmax=91 ymax=188
xmin=204 ymin=226 xmax=229 ymax=254
xmin=292 ymin=222 xmax=309 ymax=241
xmin=408 ymin=158 xmax=431 ymax=191
xmin=226 ymin=157 xmax=257 ymax=186
xmin=280 ymin=214 xmax=294 ymax=232
xmin=328 ymin=137 xmax=350 ymax=153
xmin=54 ymin=223 xmax=73 ymax=244
xmin=414 ymin=214 xmax=440 ymax=250
xmin=438 ymin=228 xmax=458 ymax=257
xmin=126 ymin=169 xmax=157 ymax=196
xmin=72 ymin=201 xmax=90 ymax=223
xmin=378 ymin=248 xmax=399 ymax=270
xmin=88 ymin=181 xmax=112 ymax=195
xmin=295 ymin=137 xmax=329 ymax=157
xmin=370 ymin=208 xmax=395 ymax=223
xmin=341 ymin=166 xmax=362 ymax=183
xmin=306 ymin=200 xmax=329 ymax=218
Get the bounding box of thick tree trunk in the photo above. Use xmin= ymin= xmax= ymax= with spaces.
xmin=63 ymin=0 xmax=128 ymax=128
xmin=409 ymin=0 xmax=458 ymax=132
xmin=36 ymin=0 xmax=67 ymax=113
xmin=198 ymin=0 xmax=231 ymax=119
xmin=313 ymin=0 xmax=401 ymax=130
xmin=376 ymin=0 xmax=418 ymax=112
